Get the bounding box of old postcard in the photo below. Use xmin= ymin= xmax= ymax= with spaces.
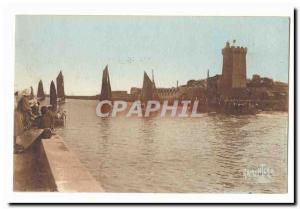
xmin=9 ymin=8 xmax=294 ymax=204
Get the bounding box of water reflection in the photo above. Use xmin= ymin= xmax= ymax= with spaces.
xmin=57 ymin=99 xmax=288 ymax=193
xmin=209 ymin=115 xmax=251 ymax=192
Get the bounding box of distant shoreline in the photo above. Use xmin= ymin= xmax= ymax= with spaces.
xmin=65 ymin=95 xmax=98 ymax=100
xmin=44 ymin=95 xmax=99 ymax=100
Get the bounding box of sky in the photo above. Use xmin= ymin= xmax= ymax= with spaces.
xmin=15 ymin=16 xmax=290 ymax=96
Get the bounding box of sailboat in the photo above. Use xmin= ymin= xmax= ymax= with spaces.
xmin=99 ymin=65 xmax=112 ymax=113
xmin=56 ymin=71 xmax=66 ymax=104
xmin=141 ymin=71 xmax=159 ymax=115
xmin=50 ymin=80 xmax=66 ymax=126
xmin=141 ymin=71 xmax=158 ymax=102
xmin=29 ymin=86 xmax=34 ymax=100
xmin=37 ymin=80 xmax=45 ymax=101
xmin=50 ymin=80 xmax=57 ymax=111
xmin=141 ymin=71 xmax=154 ymax=103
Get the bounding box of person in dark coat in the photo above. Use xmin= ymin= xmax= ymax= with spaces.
xmin=39 ymin=106 xmax=54 ymax=129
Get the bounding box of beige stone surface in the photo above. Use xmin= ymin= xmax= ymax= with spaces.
xmin=14 ymin=133 xmax=104 ymax=192
xmin=41 ymin=135 xmax=104 ymax=192
xmin=16 ymin=129 xmax=43 ymax=150
xmin=13 ymin=141 xmax=55 ymax=192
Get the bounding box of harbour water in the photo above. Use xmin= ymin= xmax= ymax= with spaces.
xmin=56 ymin=99 xmax=288 ymax=193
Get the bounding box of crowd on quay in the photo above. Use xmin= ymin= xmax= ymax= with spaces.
xmin=14 ymin=88 xmax=66 ymax=153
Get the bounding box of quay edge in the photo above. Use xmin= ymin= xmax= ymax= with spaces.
xmin=13 ymin=132 xmax=104 ymax=192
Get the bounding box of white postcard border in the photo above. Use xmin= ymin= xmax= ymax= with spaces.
xmin=1 ymin=1 xmax=295 ymax=204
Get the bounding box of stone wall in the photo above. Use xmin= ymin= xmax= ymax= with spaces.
xmin=14 ymin=133 xmax=104 ymax=192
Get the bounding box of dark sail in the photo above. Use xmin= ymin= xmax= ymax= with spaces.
xmin=50 ymin=80 xmax=57 ymax=110
xmin=99 ymin=65 xmax=112 ymax=101
xmin=141 ymin=71 xmax=156 ymax=102
xmin=30 ymin=86 xmax=34 ymax=99
xmin=56 ymin=71 xmax=65 ymax=100
xmin=37 ymin=80 xmax=45 ymax=100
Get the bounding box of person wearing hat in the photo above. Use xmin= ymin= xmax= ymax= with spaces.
xmin=14 ymin=91 xmax=31 ymax=152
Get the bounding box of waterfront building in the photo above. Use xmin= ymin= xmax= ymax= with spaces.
xmin=156 ymin=87 xmax=180 ymax=103
xmin=207 ymin=74 xmax=222 ymax=103
xmin=130 ymin=87 xmax=142 ymax=100
xmin=112 ymin=91 xmax=133 ymax=101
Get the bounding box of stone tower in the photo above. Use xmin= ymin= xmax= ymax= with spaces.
xmin=221 ymin=41 xmax=247 ymax=95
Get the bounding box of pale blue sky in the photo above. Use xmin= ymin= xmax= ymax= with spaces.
xmin=15 ymin=16 xmax=289 ymax=96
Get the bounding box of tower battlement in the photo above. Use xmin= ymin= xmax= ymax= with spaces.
xmin=222 ymin=42 xmax=248 ymax=54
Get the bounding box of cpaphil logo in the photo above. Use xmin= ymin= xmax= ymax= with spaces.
xmin=96 ymin=100 xmax=203 ymax=117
